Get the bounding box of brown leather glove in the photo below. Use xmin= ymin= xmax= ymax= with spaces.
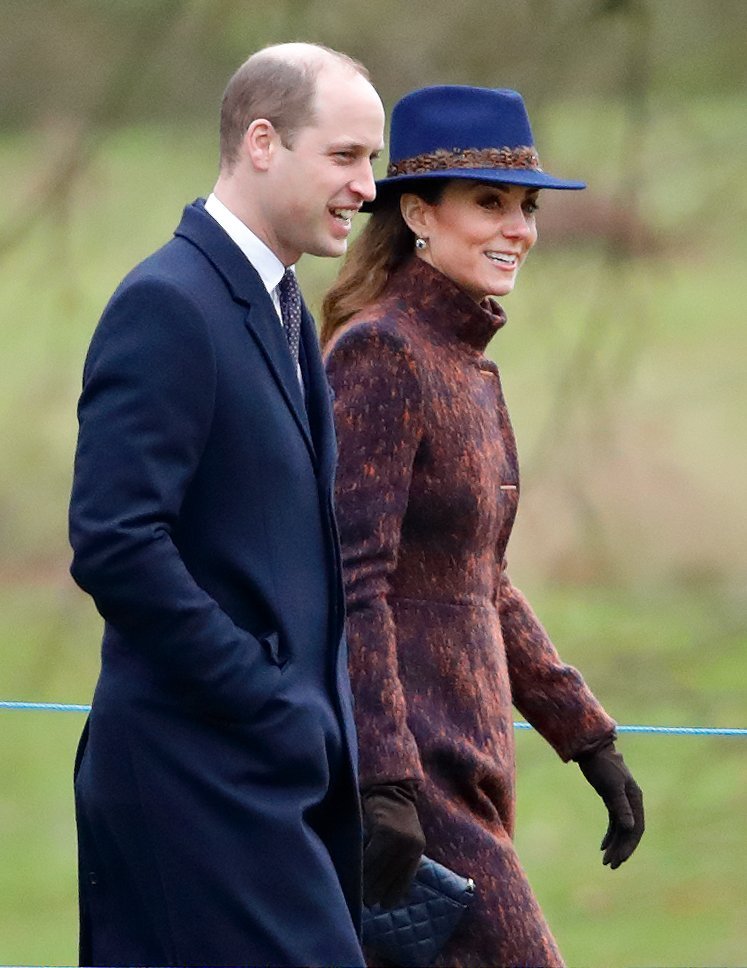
xmin=576 ymin=740 xmax=644 ymax=869
xmin=361 ymin=782 xmax=426 ymax=908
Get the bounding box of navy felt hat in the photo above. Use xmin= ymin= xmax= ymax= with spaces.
xmin=368 ymin=85 xmax=585 ymax=208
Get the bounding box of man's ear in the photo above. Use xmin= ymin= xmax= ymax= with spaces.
xmin=242 ymin=118 xmax=280 ymax=172
xmin=400 ymin=193 xmax=432 ymax=238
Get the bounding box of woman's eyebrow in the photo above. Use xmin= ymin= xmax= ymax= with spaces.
xmin=473 ymin=183 xmax=539 ymax=198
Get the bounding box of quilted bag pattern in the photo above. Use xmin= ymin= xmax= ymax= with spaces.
xmin=362 ymin=856 xmax=475 ymax=967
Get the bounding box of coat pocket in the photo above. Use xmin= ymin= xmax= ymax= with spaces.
xmin=259 ymin=630 xmax=287 ymax=669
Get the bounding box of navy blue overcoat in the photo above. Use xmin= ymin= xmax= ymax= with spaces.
xmin=69 ymin=200 xmax=364 ymax=967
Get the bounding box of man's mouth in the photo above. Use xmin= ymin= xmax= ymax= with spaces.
xmin=331 ymin=208 xmax=357 ymax=228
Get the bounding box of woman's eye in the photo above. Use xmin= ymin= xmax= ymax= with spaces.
xmin=523 ymin=200 xmax=539 ymax=215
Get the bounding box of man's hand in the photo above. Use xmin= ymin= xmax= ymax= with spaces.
xmin=361 ymin=782 xmax=426 ymax=908
xmin=576 ymin=741 xmax=644 ymax=869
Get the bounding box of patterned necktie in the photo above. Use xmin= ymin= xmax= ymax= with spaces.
xmin=277 ymin=268 xmax=302 ymax=364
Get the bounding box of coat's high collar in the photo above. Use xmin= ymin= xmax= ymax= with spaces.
xmin=387 ymin=256 xmax=507 ymax=354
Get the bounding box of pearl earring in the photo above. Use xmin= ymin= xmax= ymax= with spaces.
xmin=415 ymin=237 xmax=427 ymax=250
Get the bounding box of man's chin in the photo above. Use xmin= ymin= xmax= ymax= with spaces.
xmin=310 ymin=238 xmax=349 ymax=259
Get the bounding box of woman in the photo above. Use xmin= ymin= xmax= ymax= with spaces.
xmin=322 ymin=86 xmax=644 ymax=967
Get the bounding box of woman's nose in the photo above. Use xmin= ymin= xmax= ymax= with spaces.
xmin=502 ymin=207 xmax=533 ymax=238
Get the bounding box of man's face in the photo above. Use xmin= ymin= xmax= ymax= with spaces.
xmin=262 ymin=68 xmax=385 ymax=265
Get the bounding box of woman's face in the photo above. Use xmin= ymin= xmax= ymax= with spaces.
xmin=411 ymin=180 xmax=539 ymax=301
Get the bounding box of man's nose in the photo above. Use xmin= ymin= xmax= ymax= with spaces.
xmin=351 ymin=161 xmax=377 ymax=202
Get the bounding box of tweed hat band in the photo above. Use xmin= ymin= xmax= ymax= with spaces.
xmin=387 ymin=145 xmax=542 ymax=178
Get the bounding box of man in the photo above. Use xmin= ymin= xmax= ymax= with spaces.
xmin=69 ymin=42 xmax=384 ymax=967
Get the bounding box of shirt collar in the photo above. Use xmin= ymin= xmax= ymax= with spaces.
xmin=204 ymin=193 xmax=288 ymax=295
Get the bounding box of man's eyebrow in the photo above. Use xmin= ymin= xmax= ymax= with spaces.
xmin=328 ymin=139 xmax=382 ymax=153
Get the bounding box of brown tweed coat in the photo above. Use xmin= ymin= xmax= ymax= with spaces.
xmin=325 ymin=256 xmax=616 ymax=967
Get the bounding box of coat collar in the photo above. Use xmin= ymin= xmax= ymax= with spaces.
xmin=388 ymin=256 xmax=507 ymax=354
xmin=174 ymin=198 xmax=274 ymax=309
xmin=174 ymin=199 xmax=323 ymax=468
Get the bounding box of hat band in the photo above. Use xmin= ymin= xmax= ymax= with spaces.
xmin=387 ymin=145 xmax=542 ymax=178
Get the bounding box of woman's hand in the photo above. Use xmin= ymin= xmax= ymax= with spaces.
xmin=576 ymin=741 xmax=644 ymax=869
xmin=361 ymin=782 xmax=426 ymax=907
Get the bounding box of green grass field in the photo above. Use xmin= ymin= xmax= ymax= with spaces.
xmin=1 ymin=98 xmax=745 ymax=965
xmin=2 ymin=585 xmax=744 ymax=965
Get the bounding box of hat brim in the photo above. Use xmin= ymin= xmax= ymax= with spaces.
xmin=363 ymin=166 xmax=585 ymax=212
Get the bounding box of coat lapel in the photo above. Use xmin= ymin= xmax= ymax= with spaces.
xmin=174 ymin=200 xmax=315 ymax=465
xmin=243 ymin=302 xmax=315 ymax=463
xmin=299 ymin=305 xmax=346 ymax=644
xmin=299 ymin=305 xmax=337 ymax=487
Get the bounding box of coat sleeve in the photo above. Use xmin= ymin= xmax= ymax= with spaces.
xmin=69 ymin=276 xmax=283 ymax=721
xmin=497 ymin=564 xmax=616 ymax=761
xmin=325 ymin=324 xmax=425 ymax=787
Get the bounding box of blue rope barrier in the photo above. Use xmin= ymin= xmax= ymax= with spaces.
xmin=0 ymin=700 xmax=92 ymax=713
xmin=2 ymin=700 xmax=746 ymax=735
xmin=617 ymin=724 xmax=747 ymax=736
xmin=515 ymin=721 xmax=747 ymax=736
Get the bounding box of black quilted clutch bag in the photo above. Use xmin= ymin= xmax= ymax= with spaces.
xmin=361 ymin=856 xmax=475 ymax=967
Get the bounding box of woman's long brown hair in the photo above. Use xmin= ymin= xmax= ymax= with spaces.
xmin=320 ymin=182 xmax=446 ymax=347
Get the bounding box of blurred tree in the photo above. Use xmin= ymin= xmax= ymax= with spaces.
xmin=1 ymin=0 xmax=745 ymax=127
xmin=0 ymin=0 xmax=187 ymax=257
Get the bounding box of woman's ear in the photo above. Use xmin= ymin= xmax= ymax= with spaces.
xmin=400 ymin=193 xmax=432 ymax=238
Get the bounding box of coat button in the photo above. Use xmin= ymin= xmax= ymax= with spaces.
xmin=87 ymin=871 xmax=98 ymax=886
